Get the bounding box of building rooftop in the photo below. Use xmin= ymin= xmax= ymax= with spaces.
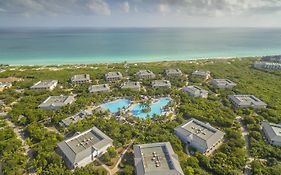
xmin=152 ymin=80 xmax=171 ymax=87
xmin=254 ymin=61 xmax=281 ymax=68
xmin=60 ymin=110 xmax=93 ymax=127
xmin=182 ymin=120 xmax=215 ymax=140
xmin=88 ymin=84 xmax=110 ymax=93
xmin=134 ymin=142 xmax=184 ymax=175
xmin=165 ymin=69 xmax=182 ymax=75
xmin=121 ymin=81 xmax=141 ymax=89
xmin=174 ymin=118 xmax=224 ymax=150
xmin=44 ymin=96 xmax=69 ymax=104
xmin=210 ymin=79 xmax=237 ymax=87
xmin=39 ymin=95 xmax=75 ymax=108
xmin=261 ymin=55 xmax=281 ymax=63
xmin=105 ymin=72 xmax=122 ymax=78
xmin=57 ymin=127 xmax=113 ymax=165
xmin=262 ymin=121 xmax=281 ymax=142
xmin=71 ymin=74 xmax=90 ymax=82
xmin=183 ymin=85 xmax=207 ymax=93
xmin=229 ymin=95 xmax=267 ymax=107
xmin=192 ymin=70 xmax=211 ymax=77
xmin=31 ymin=80 xmax=58 ymax=89
xmin=137 ymin=70 xmax=155 ymax=76
xmin=68 ymin=130 xmax=102 ymax=153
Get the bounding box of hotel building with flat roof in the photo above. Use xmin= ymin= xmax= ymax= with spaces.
xmin=134 ymin=142 xmax=184 ymax=175
xmin=57 ymin=127 xmax=113 ymax=169
xmin=174 ymin=118 xmax=224 ymax=155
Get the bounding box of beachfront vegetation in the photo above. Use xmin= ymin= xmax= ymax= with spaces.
xmin=0 ymin=57 xmax=281 ymax=174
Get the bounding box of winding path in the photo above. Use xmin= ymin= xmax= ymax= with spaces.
xmin=5 ymin=119 xmax=36 ymax=175
xmin=96 ymin=141 xmax=134 ymax=175
xmin=236 ymin=116 xmax=253 ymax=175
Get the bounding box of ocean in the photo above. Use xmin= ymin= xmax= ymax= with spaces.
xmin=0 ymin=28 xmax=280 ymax=65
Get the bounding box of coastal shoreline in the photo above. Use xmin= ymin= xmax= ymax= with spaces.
xmin=0 ymin=55 xmax=260 ymax=67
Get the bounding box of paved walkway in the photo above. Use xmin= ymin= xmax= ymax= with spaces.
xmin=111 ymin=141 xmax=134 ymax=174
xmin=5 ymin=120 xmax=33 ymax=158
xmin=95 ymin=159 xmax=112 ymax=175
xmin=0 ymin=163 xmax=3 ymax=175
xmin=236 ymin=116 xmax=253 ymax=175
xmin=5 ymin=119 xmax=36 ymax=175
xmin=44 ymin=126 xmax=59 ymax=134
xmin=10 ymin=97 xmax=22 ymax=106
xmin=96 ymin=141 xmax=134 ymax=175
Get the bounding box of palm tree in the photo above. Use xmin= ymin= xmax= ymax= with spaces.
xmin=140 ymin=100 xmax=151 ymax=113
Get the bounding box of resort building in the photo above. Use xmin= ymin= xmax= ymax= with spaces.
xmin=71 ymin=74 xmax=91 ymax=84
xmin=105 ymin=72 xmax=123 ymax=82
xmin=174 ymin=118 xmax=225 ymax=155
xmin=261 ymin=55 xmax=281 ymax=63
xmin=136 ymin=70 xmax=156 ymax=79
xmin=152 ymin=80 xmax=171 ymax=88
xmin=88 ymin=84 xmax=110 ymax=93
xmin=30 ymin=80 xmax=58 ymax=91
xmin=183 ymin=86 xmax=208 ymax=98
xmin=57 ymin=127 xmax=113 ymax=169
xmin=133 ymin=142 xmax=184 ymax=175
xmin=228 ymin=95 xmax=267 ymax=108
xmin=38 ymin=95 xmax=75 ymax=110
xmin=210 ymin=79 xmax=237 ymax=89
xmin=0 ymin=68 xmax=5 ymax=73
xmin=121 ymin=81 xmax=141 ymax=91
xmin=261 ymin=121 xmax=281 ymax=147
xmin=0 ymin=82 xmax=12 ymax=92
xmin=253 ymin=62 xmax=281 ymax=70
xmin=192 ymin=70 xmax=211 ymax=80
xmin=165 ymin=69 xmax=182 ymax=77
xmin=60 ymin=110 xmax=93 ymax=127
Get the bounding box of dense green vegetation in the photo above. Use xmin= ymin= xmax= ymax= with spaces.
xmin=243 ymin=115 xmax=281 ymax=175
xmin=0 ymin=57 xmax=280 ymax=174
xmin=0 ymin=117 xmax=27 ymax=175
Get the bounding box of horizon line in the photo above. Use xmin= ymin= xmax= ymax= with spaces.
xmin=1 ymin=26 xmax=281 ymax=29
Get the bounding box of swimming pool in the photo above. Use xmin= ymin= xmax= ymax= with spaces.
xmin=131 ymin=97 xmax=172 ymax=118
xmin=100 ymin=99 xmax=131 ymax=113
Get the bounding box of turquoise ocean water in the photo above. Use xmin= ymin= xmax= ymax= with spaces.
xmin=0 ymin=28 xmax=280 ymax=65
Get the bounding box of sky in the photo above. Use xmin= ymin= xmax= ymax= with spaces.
xmin=0 ymin=0 xmax=281 ymax=28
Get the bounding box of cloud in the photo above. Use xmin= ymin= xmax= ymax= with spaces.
xmin=86 ymin=0 xmax=111 ymax=16
xmin=156 ymin=3 xmax=170 ymax=15
xmin=119 ymin=1 xmax=130 ymax=13
xmin=0 ymin=8 xmax=6 ymax=13
xmin=0 ymin=0 xmax=112 ymax=16
xmin=0 ymin=0 xmax=281 ymax=17
xmin=138 ymin=0 xmax=281 ymax=16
